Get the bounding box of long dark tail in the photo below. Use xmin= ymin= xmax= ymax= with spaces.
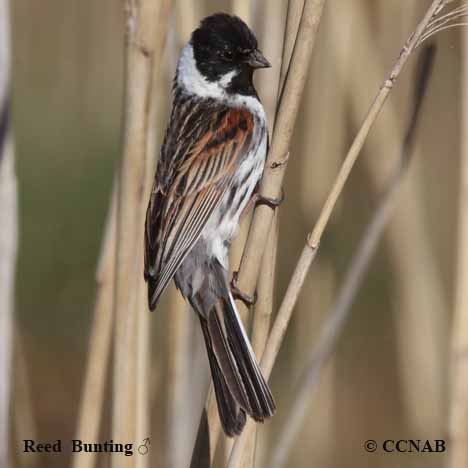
xmin=196 ymin=290 xmax=276 ymax=437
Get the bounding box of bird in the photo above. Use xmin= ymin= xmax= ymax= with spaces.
xmin=144 ymin=12 xmax=276 ymax=436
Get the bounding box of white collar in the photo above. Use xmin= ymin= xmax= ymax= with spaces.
xmin=176 ymin=43 xmax=266 ymax=119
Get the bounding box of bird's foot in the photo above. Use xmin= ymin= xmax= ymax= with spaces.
xmin=254 ymin=188 xmax=285 ymax=209
xmin=230 ymin=271 xmax=257 ymax=307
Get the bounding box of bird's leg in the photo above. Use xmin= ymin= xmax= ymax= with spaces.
xmin=239 ymin=186 xmax=285 ymax=222
xmin=230 ymin=271 xmax=257 ymax=307
xmin=254 ymin=187 xmax=285 ymax=209
xmin=232 ymin=188 xmax=283 ymax=306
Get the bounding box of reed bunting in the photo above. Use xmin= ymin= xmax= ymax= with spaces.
xmin=144 ymin=12 xmax=275 ymax=436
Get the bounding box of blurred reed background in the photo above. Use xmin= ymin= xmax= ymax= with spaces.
xmin=7 ymin=0 xmax=464 ymax=467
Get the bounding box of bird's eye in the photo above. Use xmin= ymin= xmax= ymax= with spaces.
xmin=223 ymin=50 xmax=234 ymax=60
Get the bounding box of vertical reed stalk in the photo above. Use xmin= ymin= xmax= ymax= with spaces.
xmin=234 ymin=0 xmax=325 ymax=326
xmin=13 ymin=329 xmax=37 ymax=468
xmin=236 ymin=1 xmax=286 ymax=463
xmin=74 ymin=3 xmax=170 ymax=464
xmin=134 ymin=276 xmax=150 ymax=468
xmin=449 ymin=23 xmax=468 ymax=468
xmin=239 ymin=215 xmax=279 ymax=468
xmin=228 ymin=0 xmax=254 ymax=325
xmin=73 ymin=187 xmax=117 ymax=468
xmin=226 ymin=1 xmax=260 ymax=464
xmin=278 ymin=0 xmax=305 ymax=93
xmin=191 ymin=1 xmax=326 ymax=465
xmin=225 ymin=2 xmax=327 ymax=467
xmin=167 ymin=291 xmax=192 ymax=468
xmin=0 ymin=0 xmax=16 ymax=466
xmin=251 ymin=217 xmax=278 ymax=369
xmin=231 ymin=0 xmax=253 ymax=26
xmin=144 ymin=3 xmax=173 ymax=468
xmin=112 ymin=2 xmax=161 ymax=466
xmin=163 ymin=3 xmax=198 ymax=467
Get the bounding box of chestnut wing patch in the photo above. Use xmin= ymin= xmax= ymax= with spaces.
xmin=145 ymin=105 xmax=254 ymax=309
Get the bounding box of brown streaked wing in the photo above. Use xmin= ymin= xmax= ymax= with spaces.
xmin=144 ymin=104 xmax=254 ymax=309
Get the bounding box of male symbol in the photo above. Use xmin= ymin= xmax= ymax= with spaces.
xmin=138 ymin=438 xmax=150 ymax=455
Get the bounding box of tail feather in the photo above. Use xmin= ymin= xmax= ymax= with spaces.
xmin=206 ymin=310 xmax=252 ymax=413
xmin=223 ymin=293 xmax=275 ymax=419
xmin=197 ymin=288 xmax=275 ymax=436
xmin=199 ymin=316 xmax=247 ymax=436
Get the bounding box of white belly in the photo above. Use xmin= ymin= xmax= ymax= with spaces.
xmin=201 ymin=127 xmax=267 ymax=268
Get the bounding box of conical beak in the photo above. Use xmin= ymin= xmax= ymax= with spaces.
xmin=246 ymin=49 xmax=271 ymax=69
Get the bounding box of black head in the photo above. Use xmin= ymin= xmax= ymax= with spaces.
xmin=191 ymin=13 xmax=270 ymax=96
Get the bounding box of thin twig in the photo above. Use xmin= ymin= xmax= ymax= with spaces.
xmin=262 ymin=0 xmax=444 ymax=396
xmin=268 ymin=44 xmax=436 ymax=468
xmin=332 ymin=0 xmax=447 ymax=431
xmin=418 ymin=2 xmax=468 ymax=44
xmin=307 ymin=3 xmax=441 ymax=251
xmin=227 ymin=2 xmax=447 ymax=465
xmin=424 ymin=3 xmax=468 ymax=31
